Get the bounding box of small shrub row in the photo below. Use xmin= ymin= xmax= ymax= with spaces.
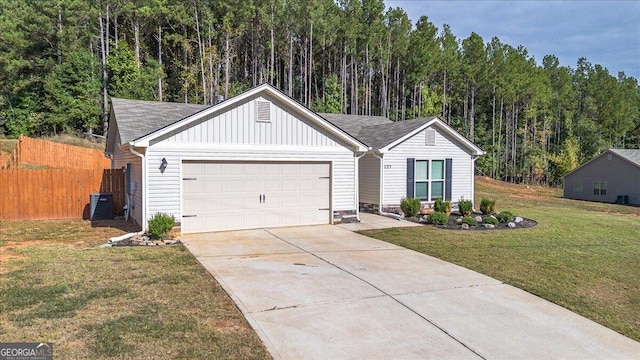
xmin=497 ymin=211 xmax=513 ymax=223
xmin=461 ymin=216 xmax=477 ymax=226
xmin=400 ymin=197 xmax=422 ymax=217
xmin=480 ymin=198 xmax=496 ymax=215
xmin=458 ymin=200 xmax=473 ymax=216
xmin=433 ymin=197 xmax=451 ymax=214
xmin=148 ymin=212 xmax=176 ymax=239
xmin=483 ymin=216 xmax=499 ymax=225
xmin=427 ymin=211 xmax=449 ymax=225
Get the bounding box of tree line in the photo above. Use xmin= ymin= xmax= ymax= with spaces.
xmin=1 ymin=0 xmax=638 ymax=185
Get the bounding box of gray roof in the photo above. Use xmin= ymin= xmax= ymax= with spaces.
xmin=610 ymin=149 xmax=640 ymax=168
xmin=111 ymin=98 xmax=209 ymax=144
xmin=320 ymin=113 xmax=437 ymax=149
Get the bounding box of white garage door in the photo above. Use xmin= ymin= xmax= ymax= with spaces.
xmin=182 ymin=161 xmax=331 ymax=233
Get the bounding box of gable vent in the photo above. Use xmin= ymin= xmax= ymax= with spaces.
xmin=426 ymin=128 xmax=436 ymax=146
xmin=256 ymin=100 xmax=271 ymax=122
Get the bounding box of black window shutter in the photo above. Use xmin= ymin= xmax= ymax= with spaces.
xmin=406 ymin=158 xmax=415 ymax=198
xmin=445 ymin=158 xmax=452 ymax=201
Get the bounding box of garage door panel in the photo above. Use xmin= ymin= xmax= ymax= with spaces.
xmin=182 ymin=161 xmax=331 ymax=233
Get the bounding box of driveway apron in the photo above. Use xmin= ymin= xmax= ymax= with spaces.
xmin=182 ymin=225 xmax=640 ymax=359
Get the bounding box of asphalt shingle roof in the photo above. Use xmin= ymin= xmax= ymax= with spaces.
xmin=320 ymin=113 xmax=437 ymax=149
xmin=610 ymin=149 xmax=640 ymax=168
xmin=111 ymin=98 xmax=209 ymax=144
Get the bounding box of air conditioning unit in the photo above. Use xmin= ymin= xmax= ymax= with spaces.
xmin=90 ymin=193 xmax=113 ymax=220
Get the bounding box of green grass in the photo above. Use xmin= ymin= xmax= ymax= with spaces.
xmin=0 ymin=220 xmax=269 ymax=359
xmin=362 ymin=177 xmax=640 ymax=341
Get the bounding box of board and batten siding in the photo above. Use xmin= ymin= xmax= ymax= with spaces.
xmin=142 ymin=95 xmax=358 ymax=223
xmin=153 ymin=95 xmax=343 ymax=148
xmin=382 ymin=126 xmax=474 ymax=207
xmin=359 ymin=154 xmax=380 ymax=204
xmin=112 ymin=143 xmax=143 ymax=225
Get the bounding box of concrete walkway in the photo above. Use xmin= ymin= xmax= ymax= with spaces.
xmin=182 ymin=220 xmax=640 ymax=359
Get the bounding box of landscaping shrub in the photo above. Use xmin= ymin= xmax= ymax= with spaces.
xmin=433 ymin=197 xmax=451 ymax=215
xmin=400 ymin=197 xmax=422 ymax=217
xmin=458 ymin=200 xmax=473 ymax=216
xmin=497 ymin=211 xmax=514 ymax=223
xmin=480 ymin=197 xmax=496 ymax=215
xmin=427 ymin=211 xmax=449 ymax=225
xmin=148 ymin=213 xmax=176 ymax=239
xmin=461 ymin=216 xmax=477 ymax=226
xmin=483 ymin=216 xmax=499 ymax=225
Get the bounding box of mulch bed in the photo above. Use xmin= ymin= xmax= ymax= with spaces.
xmin=407 ymin=212 xmax=538 ymax=230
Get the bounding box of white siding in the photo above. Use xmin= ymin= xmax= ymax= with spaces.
xmin=145 ymin=146 xmax=356 ymax=223
xmin=113 ymin=144 xmax=143 ymax=226
xmin=382 ymin=126 xmax=474 ymax=207
xmin=359 ymin=154 xmax=380 ymax=204
xmin=154 ymin=95 xmax=343 ymax=148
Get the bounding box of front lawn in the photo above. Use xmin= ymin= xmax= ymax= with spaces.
xmin=362 ymin=177 xmax=640 ymax=342
xmin=0 ymin=220 xmax=269 ymax=359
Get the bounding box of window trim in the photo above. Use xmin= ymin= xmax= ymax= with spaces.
xmin=414 ymin=159 xmax=446 ymax=201
xmin=593 ymin=181 xmax=607 ymax=196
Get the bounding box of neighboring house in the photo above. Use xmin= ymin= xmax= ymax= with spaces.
xmin=321 ymin=114 xmax=484 ymax=214
xmin=106 ymin=83 xmax=483 ymax=234
xmin=563 ymin=149 xmax=640 ymax=205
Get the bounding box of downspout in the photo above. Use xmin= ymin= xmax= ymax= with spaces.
xmin=129 ymin=144 xmax=148 ymax=231
xmin=471 ymin=154 xmax=480 ymax=210
xmin=373 ymin=152 xmax=402 ymax=220
xmin=354 ymin=152 xmax=366 ymax=222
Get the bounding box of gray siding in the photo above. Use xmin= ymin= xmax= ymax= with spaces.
xmin=382 ymin=126 xmax=474 ymax=207
xmin=359 ymin=154 xmax=380 ymax=204
xmin=564 ymin=152 xmax=640 ymax=204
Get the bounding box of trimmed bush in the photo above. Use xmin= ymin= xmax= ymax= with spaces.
xmin=458 ymin=200 xmax=473 ymax=216
xmin=483 ymin=216 xmax=499 ymax=225
xmin=433 ymin=197 xmax=451 ymax=215
xmin=427 ymin=211 xmax=449 ymax=225
xmin=480 ymin=198 xmax=496 ymax=215
xmin=400 ymin=197 xmax=422 ymax=217
xmin=497 ymin=211 xmax=514 ymax=223
xmin=461 ymin=216 xmax=477 ymax=226
xmin=148 ymin=212 xmax=176 ymax=239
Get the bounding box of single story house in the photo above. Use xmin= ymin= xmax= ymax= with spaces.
xmin=106 ymin=83 xmax=483 ymax=234
xmin=563 ymin=149 xmax=640 ymax=205
xmin=320 ymin=114 xmax=484 ymax=214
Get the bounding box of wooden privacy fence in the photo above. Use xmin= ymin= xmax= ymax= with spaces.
xmin=0 ymin=169 xmax=124 ymax=221
xmin=1 ymin=135 xmax=110 ymax=169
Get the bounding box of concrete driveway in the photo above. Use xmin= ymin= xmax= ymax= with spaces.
xmin=182 ymin=223 xmax=640 ymax=359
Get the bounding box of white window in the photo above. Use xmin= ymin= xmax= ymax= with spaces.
xmin=593 ymin=182 xmax=607 ymax=196
xmin=415 ymin=159 xmax=445 ymax=201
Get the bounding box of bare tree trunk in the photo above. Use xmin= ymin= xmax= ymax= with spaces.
xmin=270 ymin=4 xmax=275 ymax=84
xmin=133 ymin=20 xmax=140 ymax=68
xmin=99 ymin=10 xmax=108 ymax=134
xmin=157 ymin=25 xmax=163 ymax=101
xmin=106 ymin=1 xmax=109 ymax=58
xmin=193 ymin=4 xmax=207 ymax=104
xmin=287 ymin=31 xmax=293 ymax=97
xmin=470 ymin=85 xmax=475 ymax=142
xmin=225 ymin=32 xmax=230 ymax=98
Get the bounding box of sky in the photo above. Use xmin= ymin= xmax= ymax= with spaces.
xmin=386 ymin=0 xmax=640 ymax=80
